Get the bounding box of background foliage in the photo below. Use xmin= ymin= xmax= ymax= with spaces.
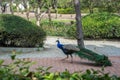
xmin=67 ymin=12 xmax=120 ymax=39
xmin=58 ymin=8 xmax=75 ymax=14
xmin=0 ymin=14 xmax=46 ymax=47
xmin=41 ymin=20 xmax=72 ymax=37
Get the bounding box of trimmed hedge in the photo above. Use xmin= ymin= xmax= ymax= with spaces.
xmin=67 ymin=12 xmax=120 ymax=39
xmin=41 ymin=20 xmax=70 ymax=36
xmin=0 ymin=14 xmax=46 ymax=47
xmin=58 ymin=8 xmax=75 ymax=14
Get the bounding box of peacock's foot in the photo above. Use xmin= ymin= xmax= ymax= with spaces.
xmin=61 ymin=58 xmax=66 ymax=61
xmin=61 ymin=57 xmax=68 ymax=61
xmin=70 ymin=60 xmax=73 ymax=63
xmin=70 ymin=61 xmax=73 ymax=63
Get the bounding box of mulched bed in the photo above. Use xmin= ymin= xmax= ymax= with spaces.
xmin=2 ymin=56 xmax=120 ymax=76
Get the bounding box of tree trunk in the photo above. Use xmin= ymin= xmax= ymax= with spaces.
xmin=23 ymin=0 xmax=30 ymax=20
xmin=26 ymin=10 xmax=30 ymax=20
xmin=0 ymin=0 xmax=2 ymax=14
xmin=35 ymin=7 xmax=41 ymax=26
xmin=88 ymin=0 xmax=94 ymax=13
xmin=54 ymin=0 xmax=58 ymax=19
xmin=88 ymin=6 xmax=93 ymax=13
xmin=55 ymin=7 xmax=58 ymax=19
xmin=1 ymin=3 xmax=6 ymax=14
xmin=48 ymin=7 xmax=52 ymax=22
xmin=0 ymin=5 xmax=2 ymax=14
xmin=10 ymin=0 xmax=14 ymax=15
xmin=117 ymin=2 xmax=120 ymax=15
xmin=73 ymin=0 xmax=85 ymax=48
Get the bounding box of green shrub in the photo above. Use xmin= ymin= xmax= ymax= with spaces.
xmin=67 ymin=12 xmax=120 ymax=39
xmin=41 ymin=20 xmax=72 ymax=36
xmin=83 ymin=12 xmax=120 ymax=39
xmin=0 ymin=14 xmax=46 ymax=47
xmin=0 ymin=59 xmax=32 ymax=80
xmin=58 ymin=8 xmax=75 ymax=14
xmin=66 ymin=24 xmax=77 ymax=39
xmin=0 ymin=58 xmax=120 ymax=80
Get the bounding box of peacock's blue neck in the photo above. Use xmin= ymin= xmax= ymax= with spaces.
xmin=56 ymin=40 xmax=66 ymax=53
xmin=57 ymin=41 xmax=64 ymax=49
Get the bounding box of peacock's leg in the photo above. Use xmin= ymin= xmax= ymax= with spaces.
xmin=70 ymin=54 xmax=73 ymax=63
xmin=61 ymin=55 xmax=69 ymax=61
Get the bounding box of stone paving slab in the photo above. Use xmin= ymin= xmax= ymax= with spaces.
xmin=0 ymin=36 xmax=120 ymax=59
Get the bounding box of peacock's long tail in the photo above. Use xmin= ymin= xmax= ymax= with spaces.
xmin=75 ymin=48 xmax=112 ymax=66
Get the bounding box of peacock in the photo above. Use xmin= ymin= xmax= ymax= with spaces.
xmin=56 ymin=40 xmax=80 ymax=62
xmin=56 ymin=40 xmax=112 ymax=66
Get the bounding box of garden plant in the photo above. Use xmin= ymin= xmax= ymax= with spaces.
xmin=0 ymin=14 xmax=46 ymax=47
xmin=0 ymin=55 xmax=119 ymax=80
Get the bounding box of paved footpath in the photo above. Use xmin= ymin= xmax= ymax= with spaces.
xmin=0 ymin=36 xmax=120 ymax=76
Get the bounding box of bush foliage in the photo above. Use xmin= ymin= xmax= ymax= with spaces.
xmin=67 ymin=12 xmax=120 ymax=39
xmin=58 ymin=8 xmax=75 ymax=14
xmin=41 ymin=20 xmax=72 ymax=36
xmin=0 ymin=57 xmax=120 ymax=80
xmin=0 ymin=14 xmax=46 ymax=47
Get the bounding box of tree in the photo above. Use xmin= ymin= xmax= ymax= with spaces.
xmin=9 ymin=0 xmax=14 ymax=15
xmin=29 ymin=0 xmax=47 ymax=26
xmin=51 ymin=0 xmax=58 ymax=18
xmin=113 ymin=0 xmax=120 ymax=14
xmin=73 ymin=0 xmax=84 ymax=48
xmin=97 ymin=0 xmax=114 ymax=12
xmin=0 ymin=1 xmax=7 ymax=14
xmin=0 ymin=0 xmax=14 ymax=14
xmin=0 ymin=0 xmax=2 ymax=14
xmin=46 ymin=0 xmax=52 ymax=22
xmin=13 ymin=0 xmax=23 ymax=14
xmin=81 ymin=0 xmax=95 ymax=13
xmin=22 ymin=0 xmax=30 ymax=20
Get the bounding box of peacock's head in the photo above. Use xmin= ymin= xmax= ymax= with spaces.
xmin=56 ymin=40 xmax=60 ymax=43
